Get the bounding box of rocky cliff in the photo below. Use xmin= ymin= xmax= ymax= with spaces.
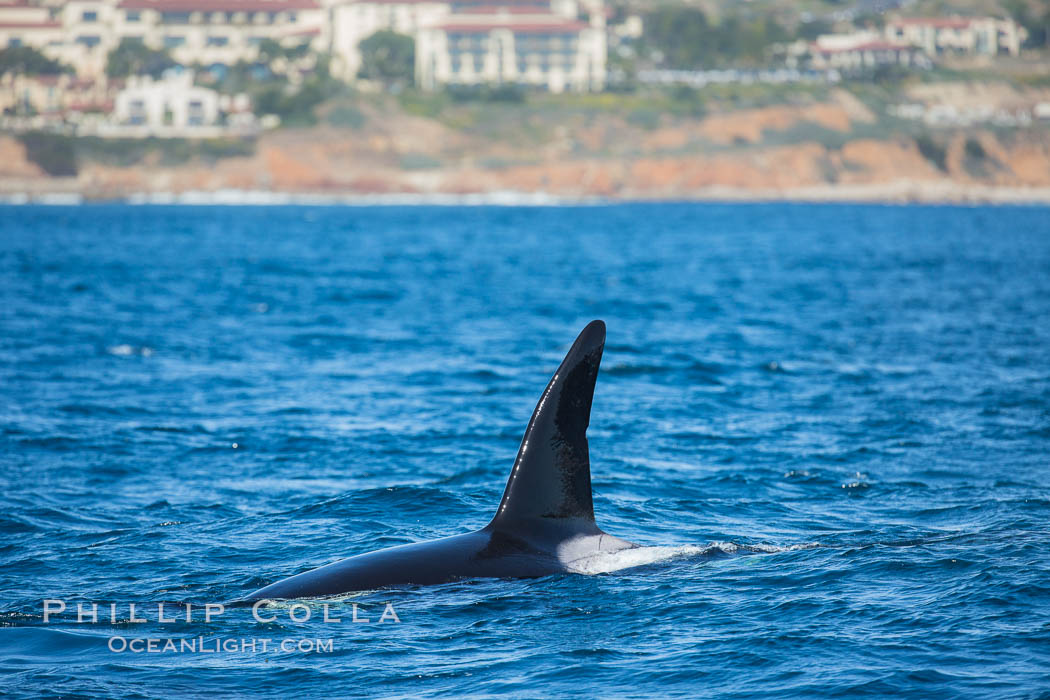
xmin=3 ymin=87 xmax=1050 ymax=203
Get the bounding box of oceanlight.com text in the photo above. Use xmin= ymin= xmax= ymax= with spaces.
xmin=107 ymin=637 xmax=336 ymax=654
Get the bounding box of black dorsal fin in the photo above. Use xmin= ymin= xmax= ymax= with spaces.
xmin=488 ymin=320 xmax=605 ymax=529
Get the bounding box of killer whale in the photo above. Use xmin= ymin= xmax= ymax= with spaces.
xmin=242 ymin=320 xmax=637 ymax=600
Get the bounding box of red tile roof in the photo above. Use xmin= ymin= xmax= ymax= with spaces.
xmin=437 ymin=19 xmax=587 ymax=33
xmin=0 ymin=20 xmax=61 ymax=28
xmin=118 ymin=0 xmax=319 ymax=11
xmin=813 ymin=40 xmax=914 ymax=53
xmin=890 ymin=17 xmax=976 ymax=29
xmin=457 ymin=5 xmax=565 ymax=13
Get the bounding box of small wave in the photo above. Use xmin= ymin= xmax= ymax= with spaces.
xmin=106 ymin=344 xmax=153 ymax=357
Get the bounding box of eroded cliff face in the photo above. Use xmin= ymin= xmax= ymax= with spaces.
xmin=3 ymin=91 xmax=1050 ymax=202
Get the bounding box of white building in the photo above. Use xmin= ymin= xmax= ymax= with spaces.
xmin=0 ymin=0 xmax=327 ymax=79
xmin=113 ymin=0 xmax=327 ymax=69
xmin=416 ymin=3 xmax=606 ymax=92
xmin=0 ymin=0 xmax=66 ymax=59
xmin=107 ymin=68 xmax=259 ymax=135
xmin=329 ymin=0 xmax=449 ymax=80
xmin=806 ymin=30 xmax=931 ymax=71
xmin=330 ymin=0 xmax=607 ymax=91
xmin=1 ymin=0 xmax=609 ymax=91
xmin=885 ymin=16 xmax=1026 ymax=57
xmin=113 ymin=69 xmax=217 ymax=127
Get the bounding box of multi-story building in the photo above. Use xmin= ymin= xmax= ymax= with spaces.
xmin=113 ymin=69 xmax=218 ymax=127
xmin=0 ymin=71 xmax=112 ymax=115
xmin=416 ymin=1 xmax=606 ymax=92
xmin=0 ymin=0 xmax=327 ymax=79
xmin=1 ymin=0 xmax=608 ymax=91
xmin=329 ymin=0 xmax=450 ymax=79
xmin=330 ymin=0 xmax=606 ymax=91
xmin=885 ymin=16 xmax=1026 ymax=57
xmin=112 ymin=0 xmax=327 ymax=69
xmin=0 ymin=1 xmax=65 ymax=59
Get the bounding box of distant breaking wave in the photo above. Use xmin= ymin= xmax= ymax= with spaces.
xmin=122 ymin=190 xmax=605 ymax=207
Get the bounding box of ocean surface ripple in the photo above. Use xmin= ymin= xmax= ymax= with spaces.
xmin=2 ymin=203 xmax=1049 ymax=698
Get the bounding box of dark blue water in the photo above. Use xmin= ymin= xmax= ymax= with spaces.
xmin=2 ymin=203 xmax=1049 ymax=698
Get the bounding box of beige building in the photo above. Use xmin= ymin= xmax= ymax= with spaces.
xmin=2 ymin=0 xmax=609 ymax=91
xmin=330 ymin=0 xmax=606 ymax=91
xmin=885 ymin=16 xmax=1026 ymax=57
xmin=1 ymin=0 xmax=327 ymax=79
xmin=0 ymin=0 xmax=66 ymax=61
xmin=112 ymin=0 xmax=327 ymax=69
xmin=330 ymin=0 xmax=449 ymax=79
xmin=0 ymin=71 xmax=113 ymax=114
xmin=113 ymin=69 xmax=218 ymax=127
xmin=416 ymin=4 xmax=606 ymax=92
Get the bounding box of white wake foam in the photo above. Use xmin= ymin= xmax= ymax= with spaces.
xmin=564 ymin=541 xmax=819 ymax=575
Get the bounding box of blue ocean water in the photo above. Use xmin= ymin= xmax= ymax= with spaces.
xmin=1 ymin=202 xmax=1049 ymax=698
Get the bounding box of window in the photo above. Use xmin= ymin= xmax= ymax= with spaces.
xmin=8 ymin=38 xmax=22 ymax=48
xmin=128 ymin=99 xmax=146 ymax=125
xmin=82 ymin=10 xmax=97 ymax=22
xmin=163 ymin=35 xmax=186 ymax=48
xmin=76 ymin=35 xmax=101 ymax=47
xmin=126 ymin=10 xmax=140 ymax=22
xmin=206 ymin=36 xmax=229 ymax=46
xmin=188 ymin=99 xmax=204 ymax=125
xmin=161 ymin=11 xmax=190 ymax=24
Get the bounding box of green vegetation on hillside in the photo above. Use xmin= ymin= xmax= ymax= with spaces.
xmin=106 ymin=39 xmax=176 ymax=78
xmin=358 ymin=31 xmax=415 ymax=85
xmin=1006 ymin=0 xmax=1050 ymax=48
xmin=0 ymin=46 xmax=70 ymax=77
xmin=17 ymin=132 xmax=77 ymax=176
xmin=641 ymin=6 xmax=790 ymax=68
xmin=15 ymin=131 xmax=256 ymax=176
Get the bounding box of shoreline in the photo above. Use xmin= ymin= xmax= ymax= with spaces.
xmin=4 ymin=182 xmax=1050 ymax=206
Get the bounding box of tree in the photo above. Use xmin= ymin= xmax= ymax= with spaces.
xmin=642 ymin=7 xmax=788 ymax=68
xmin=643 ymin=6 xmax=713 ymax=68
xmin=358 ymin=30 xmax=414 ymax=85
xmin=106 ymin=38 xmax=176 ymax=78
xmin=256 ymin=38 xmax=310 ymax=66
xmin=797 ymin=18 xmax=834 ymax=41
xmin=0 ymin=46 xmax=70 ymax=77
xmin=1003 ymin=0 xmax=1045 ymax=48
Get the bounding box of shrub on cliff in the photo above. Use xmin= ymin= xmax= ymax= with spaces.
xmin=915 ymin=134 xmax=947 ymax=172
xmin=18 ymin=132 xmax=77 ymax=177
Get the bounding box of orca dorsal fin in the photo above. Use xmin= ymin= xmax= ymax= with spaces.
xmin=488 ymin=320 xmax=605 ymax=529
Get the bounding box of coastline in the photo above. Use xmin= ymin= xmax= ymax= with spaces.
xmin=4 ymin=181 xmax=1050 ymax=206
